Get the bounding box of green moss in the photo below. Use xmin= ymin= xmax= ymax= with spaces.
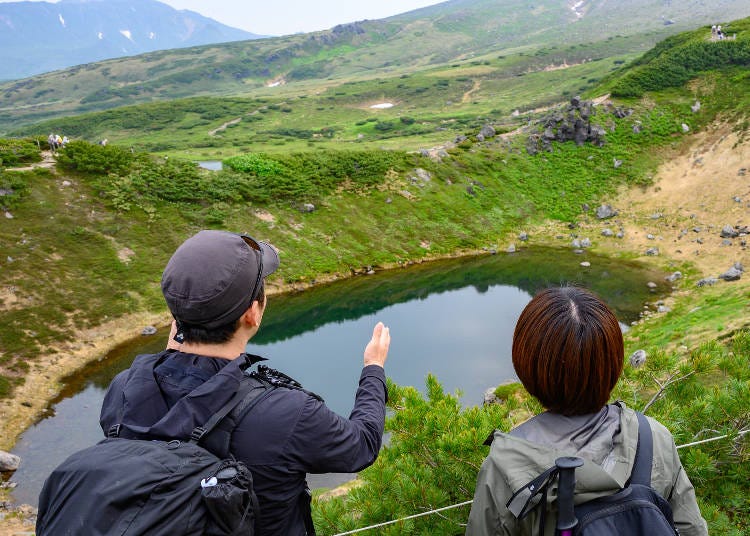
xmin=493 ymin=382 xmax=524 ymax=401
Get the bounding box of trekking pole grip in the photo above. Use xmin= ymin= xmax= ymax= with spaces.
xmin=555 ymin=456 xmax=584 ymax=536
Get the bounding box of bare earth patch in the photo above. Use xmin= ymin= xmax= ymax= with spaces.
xmin=117 ymin=247 xmax=135 ymax=263
xmin=255 ymin=209 xmax=276 ymax=223
xmin=617 ymin=126 xmax=748 ymax=277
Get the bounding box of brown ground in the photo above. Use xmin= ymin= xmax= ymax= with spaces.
xmin=546 ymin=124 xmax=749 ymax=276
xmin=0 ymin=124 xmax=748 ymax=535
xmin=617 ymin=125 xmax=748 ymax=276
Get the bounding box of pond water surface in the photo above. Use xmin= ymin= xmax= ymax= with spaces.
xmin=197 ymin=160 xmax=223 ymax=171
xmin=9 ymin=247 xmax=667 ymax=506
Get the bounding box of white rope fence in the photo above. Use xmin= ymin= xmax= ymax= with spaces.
xmin=330 ymin=428 xmax=749 ymax=536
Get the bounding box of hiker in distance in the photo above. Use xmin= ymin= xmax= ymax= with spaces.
xmin=465 ymin=286 xmax=707 ymax=535
xmin=99 ymin=230 xmax=391 ymax=535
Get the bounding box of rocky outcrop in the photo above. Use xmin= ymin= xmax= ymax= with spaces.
xmin=524 ymin=96 xmax=639 ymax=154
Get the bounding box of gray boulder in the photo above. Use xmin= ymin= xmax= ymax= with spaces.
xmin=0 ymin=450 xmax=21 ymax=471
xmin=479 ymin=125 xmax=496 ymax=139
xmin=720 ymin=225 xmax=739 ymax=238
xmin=629 ymin=349 xmax=647 ymax=368
xmin=596 ymin=204 xmax=618 ymax=219
xmin=719 ymin=267 xmax=742 ymax=281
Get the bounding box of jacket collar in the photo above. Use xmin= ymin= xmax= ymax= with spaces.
xmin=486 ymin=403 xmax=640 ymax=504
xmin=116 ymin=351 xmax=265 ymax=440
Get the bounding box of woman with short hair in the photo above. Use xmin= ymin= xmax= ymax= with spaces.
xmin=466 ymin=286 xmax=707 ymax=535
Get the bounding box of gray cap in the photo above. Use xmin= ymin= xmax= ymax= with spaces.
xmin=161 ymin=230 xmax=279 ymax=329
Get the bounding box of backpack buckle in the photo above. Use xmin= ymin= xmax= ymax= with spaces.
xmin=191 ymin=426 xmax=207 ymax=442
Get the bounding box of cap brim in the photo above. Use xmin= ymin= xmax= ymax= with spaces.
xmin=258 ymin=240 xmax=280 ymax=279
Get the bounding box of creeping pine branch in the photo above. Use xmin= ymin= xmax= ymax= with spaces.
xmin=642 ymin=370 xmax=696 ymax=414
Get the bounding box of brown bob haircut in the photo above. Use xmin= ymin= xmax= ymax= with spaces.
xmin=512 ymin=286 xmax=624 ymax=415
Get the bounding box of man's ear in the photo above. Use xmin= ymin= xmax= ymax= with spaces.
xmin=243 ymin=300 xmax=264 ymax=328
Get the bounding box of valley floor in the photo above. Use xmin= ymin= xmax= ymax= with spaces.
xmin=0 ymin=123 xmax=748 ymax=535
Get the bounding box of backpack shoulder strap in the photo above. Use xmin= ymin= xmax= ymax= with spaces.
xmin=629 ymin=411 xmax=654 ymax=486
xmin=190 ymin=374 xmax=267 ymax=444
xmin=196 ymin=373 xmax=275 ymax=458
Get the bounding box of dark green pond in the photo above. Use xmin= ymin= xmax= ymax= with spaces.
xmin=9 ymin=247 xmax=667 ymax=506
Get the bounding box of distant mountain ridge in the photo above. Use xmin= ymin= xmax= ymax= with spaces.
xmin=0 ymin=0 xmax=265 ymax=80
xmin=2 ymin=0 xmax=750 ymax=133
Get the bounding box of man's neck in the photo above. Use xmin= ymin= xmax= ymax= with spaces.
xmin=173 ymin=338 xmax=248 ymax=360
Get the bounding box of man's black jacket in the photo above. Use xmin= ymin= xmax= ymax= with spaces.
xmin=99 ymin=350 xmax=388 ymax=535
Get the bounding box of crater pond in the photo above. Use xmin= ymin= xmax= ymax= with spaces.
xmin=9 ymin=247 xmax=668 ymax=506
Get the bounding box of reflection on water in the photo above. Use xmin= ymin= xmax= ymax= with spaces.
xmin=9 ymin=247 xmax=667 ymax=506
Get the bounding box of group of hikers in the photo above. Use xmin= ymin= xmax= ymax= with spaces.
xmin=35 ymin=230 xmax=709 ymax=535
xmin=710 ymin=24 xmax=733 ymax=40
xmin=46 ymin=133 xmax=68 ymax=151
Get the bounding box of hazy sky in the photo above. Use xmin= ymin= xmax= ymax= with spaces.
xmin=0 ymin=0 xmax=444 ymax=35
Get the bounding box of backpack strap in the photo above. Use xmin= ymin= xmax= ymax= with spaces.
xmin=199 ymin=373 xmax=275 ymax=458
xmin=629 ymin=411 xmax=654 ymax=486
xmin=506 ymin=464 xmax=558 ymax=536
xmin=189 ymin=374 xmax=267 ymax=445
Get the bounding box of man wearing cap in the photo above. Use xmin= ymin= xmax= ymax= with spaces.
xmin=99 ymin=230 xmax=391 ymax=535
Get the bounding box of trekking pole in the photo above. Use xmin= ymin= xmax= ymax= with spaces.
xmin=555 ymin=457 xmax=584 ymax=536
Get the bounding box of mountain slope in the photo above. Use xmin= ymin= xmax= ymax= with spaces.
xmin=1 ymin=0 xmax=749 ymax=134
xmin=0 ymin=0 xmax=263 ymax=80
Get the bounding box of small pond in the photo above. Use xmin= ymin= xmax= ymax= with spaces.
xmin=197 ymin=160 xmax=223 ymax=171
xmin=8 ymin=247 xmax=668 ymax=506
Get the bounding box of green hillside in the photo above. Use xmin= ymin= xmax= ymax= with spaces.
xmin=2 ymin=0 xmax=750 ymax=133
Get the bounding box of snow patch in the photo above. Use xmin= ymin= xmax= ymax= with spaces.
xmin=266 ymin=77 xmax=286 ymax=88
xmin=370 ymin=102 xmax=394 ymax=109
xmin=58 ymin=14 xmax=65 ymax=27
xmin=120 ymin=29 xmax=133 ymax=41
xmin=570 ymin=0 xmax=585 ymax=19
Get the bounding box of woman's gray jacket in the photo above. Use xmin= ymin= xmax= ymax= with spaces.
xmin=466 ymin=402 xmax=708 ymax=535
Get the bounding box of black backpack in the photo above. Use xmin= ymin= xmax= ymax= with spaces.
xmin=36 ymin=374 xmax=272 ymax=536
xmin=507 ymin=411 xmax=679 ymax=535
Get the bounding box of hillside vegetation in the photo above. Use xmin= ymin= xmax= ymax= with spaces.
xmin=0 ymin=13 xmax=749 ymax=535
xmin=3 ymin=0 xmax=750 ymax=133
